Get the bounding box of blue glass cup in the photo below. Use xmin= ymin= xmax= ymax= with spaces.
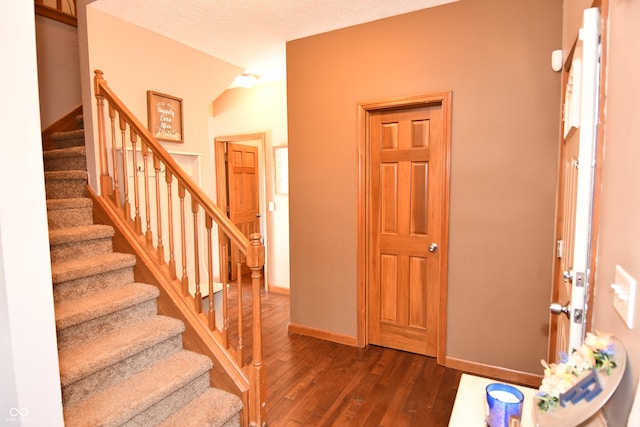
xmin=486 ymin=383 xmax=524 ymax=427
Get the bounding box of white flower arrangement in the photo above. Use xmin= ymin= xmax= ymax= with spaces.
xmin=536 ymin=332 xmax=617 ymax=413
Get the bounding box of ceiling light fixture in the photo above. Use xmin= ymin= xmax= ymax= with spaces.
xmin=234 ymin=73 xmax=260 ymax=88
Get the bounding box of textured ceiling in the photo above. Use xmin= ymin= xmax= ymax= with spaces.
xmin=91 ymin=0 xmax=457 ymax=85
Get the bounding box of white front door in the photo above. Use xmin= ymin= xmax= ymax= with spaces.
xmin=550 ymin=7 xmax=601 ymax=358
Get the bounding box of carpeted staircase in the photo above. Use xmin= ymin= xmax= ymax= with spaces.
xmin=43 ymin=115 xmax=243 ymax=426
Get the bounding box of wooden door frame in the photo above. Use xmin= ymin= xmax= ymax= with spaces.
xmin=356 ymin=93 xmax=452 ymax=365
xmin=214 ymin=133 xmax=268 ymax=287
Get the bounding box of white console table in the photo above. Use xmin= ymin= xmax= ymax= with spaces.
xmin=448 ymin=374 xmax=538 ymax=427
xmin=448 ymin=374 xmax=608 ymax=427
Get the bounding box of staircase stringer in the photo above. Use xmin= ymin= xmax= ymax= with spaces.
xmin=87 ymin=185 xmax=250 ymax=427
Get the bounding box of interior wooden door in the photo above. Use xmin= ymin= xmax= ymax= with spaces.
xmin=549 ymin=7 xmax=601 ymax=360
xmin=551 ymin=127 xmax=581 ymax=360
xmin=227 ymin=142 xmax=260 ymax=278
xmin=368 ymin=103 xmax=445 ymax=356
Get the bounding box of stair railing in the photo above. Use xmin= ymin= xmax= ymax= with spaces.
xmin=93 ymin=70 xmax=266 ymax=426
xmin=34 ymin=0 xmax=77 ymax=27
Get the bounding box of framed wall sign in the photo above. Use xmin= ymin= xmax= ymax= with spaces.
xmin=147 ymin=90 xmax=183 ymax=143
xmin=273 ymin=146 xmax=288 ymax=195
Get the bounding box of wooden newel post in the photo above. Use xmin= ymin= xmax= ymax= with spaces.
xmin=93 ymin=70 xmax=113 ymax=198
xmin=246 ymin=233 xmax=267 ymax=426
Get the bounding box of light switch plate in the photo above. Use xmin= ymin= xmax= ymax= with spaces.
xmin=612 ymin=265 xmax=636 ymax=329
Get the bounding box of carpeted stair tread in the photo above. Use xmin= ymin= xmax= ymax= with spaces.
xmin=63 ymin=350 xmax=213 ymax=427
xmin=44 ymin=170 xmax=88 ymax=181
xmin=46 ymin=198 xmax=94 ymax=229
xmin=43 ymin=145 xmax=86 ymax=160
xmin=45 ymin=170 xmax=88 ymax=199
xmin=43 ymin=146 xmax=87 ymax=172
xmin=49 ymin=129 xmax=85 ymax=149
xmin=49 ymin=224 xmax=114 ymax=245
xmin=49 ymin=224 xmax=114 ymax=263
xmin=158 ymin=387 xmax=243 ymax=427
xmin=51 ymin=128 xmax=84 ymax=139
xmin=59 ymin=315 xmax=185 ymax=387
xmin=51 ymin=129 xmax=85 ymax=142
xmin=55 ymin=282 xmax=159 ymax=330
xmin=44 ymin=111 xmax=240 ymax=426
xmin=50 ymin=234 xmax=115 ymax=265
xmin=51 ymin=252 xmax=136 ymax=284
xmin=47 ymin=197 xmax=92 ymax=211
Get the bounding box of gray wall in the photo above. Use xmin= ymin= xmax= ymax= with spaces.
xmin=287 ymin=0 xmax=562 ymax=374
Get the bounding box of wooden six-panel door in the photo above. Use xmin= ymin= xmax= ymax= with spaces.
xmin=368 ymin=103 xmax=445 ymax=356
xmin=551 ymin=128 xmax=580 ymax=358
xmin=227 ymin=142 xmax=260 ymax=278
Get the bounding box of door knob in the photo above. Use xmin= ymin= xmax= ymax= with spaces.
xmin=550 ymin=301 xmax=571 ymax=318
xmin=428 ymin=243 xmax=438 ymax=253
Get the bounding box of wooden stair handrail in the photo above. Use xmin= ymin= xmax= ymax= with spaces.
xmin=93 ymin=70 xmax=251 ymax=255
xmin=93 ymin=70 xmax=267 ymax=426
xmin=34 ymin=0 xmax=77 ymax=27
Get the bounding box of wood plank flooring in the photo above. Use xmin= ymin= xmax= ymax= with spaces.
xmin=246 ymin=287 xmax=464 ymax=426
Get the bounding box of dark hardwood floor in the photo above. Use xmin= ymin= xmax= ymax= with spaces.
xmin=245 ymin=287 xmax=464 ymax=426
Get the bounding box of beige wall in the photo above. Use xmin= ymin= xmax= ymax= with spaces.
xmin=83 ymin=7 xmax=242 ymax=199
xmin=1 ymin=2 xmax=64 ymax=424
xmin=212 ymin=82 xmax=290 ymax=290
xmin=78 ymin=6 xmax=244 ymax=281
xmin=584 ymin=0 xmax=640 ymax=424
xmin=35 ymin=15 xmax=82 ymax=128
xmin=287 ymin=0 xmax=562 ymax=374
